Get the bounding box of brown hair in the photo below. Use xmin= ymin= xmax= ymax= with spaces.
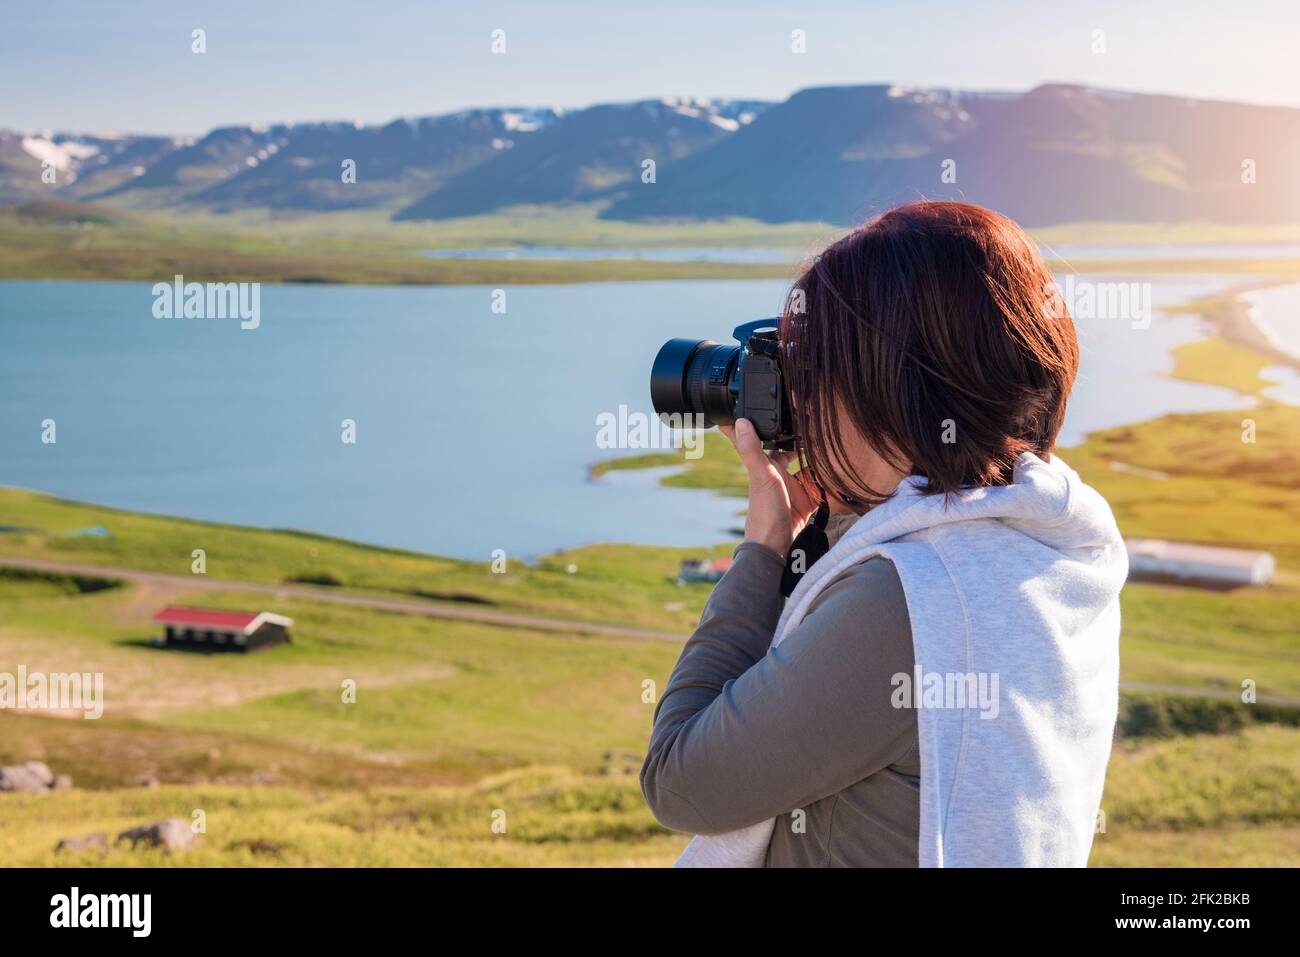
xmin=781 ymin=200 xmax=1078 ymax=509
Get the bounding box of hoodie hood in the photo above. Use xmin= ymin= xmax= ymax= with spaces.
xmin=779 ymin=452 xmax=1128 ymax=638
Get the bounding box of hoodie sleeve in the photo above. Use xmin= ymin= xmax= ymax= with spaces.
xmin=641 ymin=544 xmax=915 ymax=835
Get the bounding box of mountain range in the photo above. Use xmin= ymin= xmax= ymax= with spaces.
xmin=4 ymin=84 xmax=1298 ymax=227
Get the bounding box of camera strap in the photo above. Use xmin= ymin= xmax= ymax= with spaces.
xmin=779 ymin=501 xmax=830 ymax=598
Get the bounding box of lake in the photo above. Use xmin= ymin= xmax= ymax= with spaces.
xmin=0 ymin=275 xmax=1287 ymax=559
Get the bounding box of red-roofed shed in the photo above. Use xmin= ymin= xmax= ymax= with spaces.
xmin=152 ymin=606 xmax=293 ymax=652
xmin=677 ymin=556 xmax=733 ymax=583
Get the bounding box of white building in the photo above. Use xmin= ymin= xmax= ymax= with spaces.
xmin=1125 ymin=538 xmax=1275 ymax=588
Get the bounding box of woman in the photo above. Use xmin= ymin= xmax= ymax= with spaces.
xmin=641 ymin=200 xmax=1127 ymax=867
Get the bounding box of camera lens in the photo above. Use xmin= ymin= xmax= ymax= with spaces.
xmin=650 ymin=338 xmax=739 ymax=427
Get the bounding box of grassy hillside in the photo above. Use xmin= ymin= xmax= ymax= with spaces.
xmin=0 ymin=486 xmax=730 ymax=634
xmin=1 ymin=570 xmax=1296 ymax=867
xmin=1067 ymin=404 xmax=1300 ymax=568
xmin=0 ymin=764 xmax=681 ymax=867
xmin=3 ymin=729 xmax=1295 ymax=867
xmin=0 ymin=576 xmax=675 ymax=773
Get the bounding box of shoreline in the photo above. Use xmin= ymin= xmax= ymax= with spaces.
xmin=1185 ymin=280 xmax=1300 ymax=371
xmin=5 ymin=257 xmax=1300 ymax=288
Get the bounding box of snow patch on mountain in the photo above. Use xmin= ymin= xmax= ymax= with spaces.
xmin=658 ymin=96 xmax=768 ymax=129
xmin=500 ymin=110 xmax=547 ymax=132
xmin=20 ymin=135 xmax=101 ymax=170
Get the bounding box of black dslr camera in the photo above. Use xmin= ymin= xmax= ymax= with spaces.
xmin=650 ymin=318 xmax=795 ymax=451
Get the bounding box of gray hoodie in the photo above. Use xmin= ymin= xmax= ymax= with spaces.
xmin=675 ymin=451 xmax=1127 ymax=867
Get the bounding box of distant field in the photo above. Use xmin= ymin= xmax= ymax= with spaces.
xmin=1067 ymin=404 xmax=1300 ymax=568
xmin=0 ymin=486 xmax=730 ymax=634
xmin=0 ymin=200 xmax=811 ymax=285
xmin=5 ymin=201 xmax=1300 ymax=285
xmin=0 ymin=208 xmax=796 ymax=286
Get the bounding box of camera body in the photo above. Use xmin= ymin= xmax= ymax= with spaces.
xmin=650 ymin=318 xmax=795 ymax=451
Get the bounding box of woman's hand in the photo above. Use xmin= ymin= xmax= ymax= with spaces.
xmin=720 ymin=418 xmax=819 ymax=556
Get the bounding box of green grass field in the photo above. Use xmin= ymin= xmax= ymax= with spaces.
xmin=2 ymin=570 xmax=1296 ymax=867
xmin=0 ymin=765 xmax=683 ymax=867
xmin=0 ymin=201 xmax=810 ymax=285
xmin=4 ymin=732 xmax=1296 ymax=867
xmin=6 ymin=201 xmax=1300 ymax=286
xmin=0 ymin=486 xmax=732 ymax=633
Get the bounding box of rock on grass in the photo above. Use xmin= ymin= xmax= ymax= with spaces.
xmin=117 ymin=818 xmax=200 ymax=853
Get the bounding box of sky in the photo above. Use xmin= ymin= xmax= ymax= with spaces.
xmin=3 ymin=0 xmax=1298 ymax=134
